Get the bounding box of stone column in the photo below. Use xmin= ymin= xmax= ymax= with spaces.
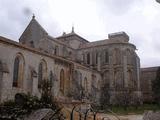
xmin=136 ymin=57 xmax=140 ymax=91
xmin=1 ymin=72 xmax=9 ymax=102
xmin=90 ymin=53 xmax=93 ymax=68
xmin=109 ymin=56 xmax=114 ymax=88
xmin=123 ymin=56 xmax=128 ymax=88
xmin=97 ymin=54 xmax=101 ymax=71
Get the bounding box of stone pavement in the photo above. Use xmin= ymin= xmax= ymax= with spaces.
xmin=143 ymin=111 xmax=160 ymax=120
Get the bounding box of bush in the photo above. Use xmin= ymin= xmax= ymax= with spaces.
xmin=0 ymin=93 xmax=60 ymax=119
xmin=1 ymin=100 xmax=16 ymax=107
xmin=0 ymin=79 xmax=62 ymax=119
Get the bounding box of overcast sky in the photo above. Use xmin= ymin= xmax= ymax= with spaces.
xmin=0 ymin=0 xmax=160 ymax=68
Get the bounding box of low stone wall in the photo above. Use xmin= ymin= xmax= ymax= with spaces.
xmin=143 ymin=111 xmax=160 ymax=120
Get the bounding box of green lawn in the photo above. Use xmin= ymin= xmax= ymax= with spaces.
xmin=105 ymin=104 xmax=160 ymax=115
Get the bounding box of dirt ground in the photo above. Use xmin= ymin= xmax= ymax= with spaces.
xmin=98 ymin=114 xmax=143 ymax=120
xmin=120 ymin=115 xmax=143 ymax=120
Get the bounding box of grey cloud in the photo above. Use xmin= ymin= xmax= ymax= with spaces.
xmin=0 ymin=0 xmax=160 ymax=67
xmin=0 ymin=0 xmax=32 ymax=40
xmin=0 ymin=0 xmax=60 ymax=40
xmin=23 ymin=7 xmax=32 ymax=16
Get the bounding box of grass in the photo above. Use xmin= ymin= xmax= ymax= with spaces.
xmin=105 ymin=104 xmax=160 ymax=115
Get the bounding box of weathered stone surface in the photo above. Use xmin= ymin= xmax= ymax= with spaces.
xmin=143 ymin=111 xmax=160 ymax=120
xmin=24 ymin=108 xmax=54 ymax=120
xmin=0 ymin=16 xmax=142 ymax=105
xmin=141 ymin=67 xmax=159 ymax=102
xmin=98 ymin=114 xmax=143 ymax=120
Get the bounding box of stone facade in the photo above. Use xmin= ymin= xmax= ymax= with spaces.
xmin=140 ymin=67 xmax=159 ymax=103
xmin=0 ymin=16 xmax=142 ymax=104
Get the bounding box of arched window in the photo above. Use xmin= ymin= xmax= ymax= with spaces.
xmin=50 ymin=71 xmax=53 ymax=85
xmin=91 ymin=74 xmax=96 ymax=88
xmin=30 ymin=41 xmax=34 ymax=48
xmin=132 ymin=52 xmax=137 ymax=66
xmin=126 ymin=49 xmax=131 ymax=65
xmin=38 ymin=60 xmax=47 ymax=88
xmin=114 ymin=70 xmax=124 ymax=89
xmin=105 ymin=51 xmax=109 ymax=63
xmin=84 ymin=77 xmax=88 ymax=92
xmin=127 ymin=70 xmax=133 ymax=88
xmin=60 ymin=69 xmax=65 ymax=93
xmin=69 ymin=51 xmax=72 ymax=57
xmin=83 ymin=54 xmax=85 ymax=63
xmin=55 ymin=46 xmax=59 ymax=55
xmin=113 ymin=48 xmax=121 ymax=65
xmin=95 ymin=52 xmax=98 ymax=64
xmin=103 ymin=70 xmax=109 ymax=86
xmin=13 ymin=53 xmax=24 ymax=88
xmin=87 ymin=53 xmax=90 ymax=64
xmin=13 ymin=57 xmax=19 ymax=87
xmin=74 ymin=70 xmax=78 ymax=82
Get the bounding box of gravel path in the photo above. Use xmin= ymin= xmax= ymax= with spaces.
xmin=122 ymin=115 xmax=143 ymax=120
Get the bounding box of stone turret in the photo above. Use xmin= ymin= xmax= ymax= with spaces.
xmin=108 ymin=31 xmax=129 ymax=43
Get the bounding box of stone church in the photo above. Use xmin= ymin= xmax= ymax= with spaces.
xmin=0 ymin=16 xmax=142 ymax=104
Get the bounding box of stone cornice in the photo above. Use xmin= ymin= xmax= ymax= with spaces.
xmin=78 ymin=42 xmax=136 ymax=50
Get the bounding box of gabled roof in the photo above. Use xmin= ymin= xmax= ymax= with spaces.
xmin=56 ymin=32 xmax=89 ymax=43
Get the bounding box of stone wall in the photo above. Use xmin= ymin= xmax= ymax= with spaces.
xmin=77 ymin=35 xmax=140 ymax=104
xmin=140 ymin=67 xmax=159 ymax=103
xmin=0 ymin=37 xmax=101 ymax=103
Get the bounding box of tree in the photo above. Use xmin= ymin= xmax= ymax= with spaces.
xmin=152 ymin=67 xmax=160 ymax=104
